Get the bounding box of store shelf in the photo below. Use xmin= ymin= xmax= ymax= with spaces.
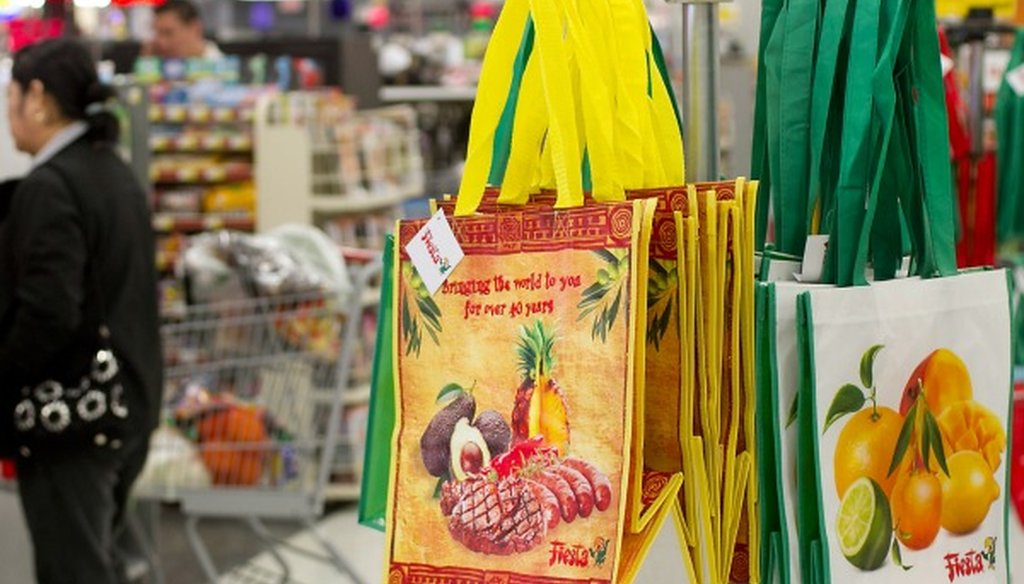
xmin=151 ymin=133 xmax=253 ymax=153
xmin=151 ymin=163 xmax=253 ymax=185
xmin=149 ymin=104 xmax=254 ymax=124
xmin=380 ymin=85 xmax=477 ymax=103
xmin=153 ymin=213 xmax=256 ymax=233
xmin=324 ymin=482 xmax=361 ymax=502
xmin=309 ymin=186 xmax=422 ymax=215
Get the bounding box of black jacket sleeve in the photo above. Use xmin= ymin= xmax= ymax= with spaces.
xmin=0 ymin=169 xmax=87 ymax=384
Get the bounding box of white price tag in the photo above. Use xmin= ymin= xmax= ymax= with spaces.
xmin=795 ymin=235 xmax=829 ymax=283
xmin=405 ymin=210 xmax=465 ymax=295
xmin=1007 ymin=64 xmax=1024 ymax=97
xmin=941 ymin=54 xmax=955 ymax=78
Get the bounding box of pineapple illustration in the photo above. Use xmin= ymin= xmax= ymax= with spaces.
xmin=510 ymin=321 xmax=571 ymax=457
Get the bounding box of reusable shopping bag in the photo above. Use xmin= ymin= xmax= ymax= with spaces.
xmin=791 ymin=2 xmax=1011 ymax=580
xmin=796 ymin=269 xmax=1012 ymax=583
xmin=382 ymin=0 xmax=686 ymax=580
xmin=358 ymin=235 xmax=395 ymax=532
xmin=384 ymin=196 xmax=656 ymax=583
xmin=452 ymin=180 xmax=761 ymax=584
xmin=446 ymin=0 xmax=689 ymax=541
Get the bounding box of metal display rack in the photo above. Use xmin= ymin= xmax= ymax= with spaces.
xmin=670 ymin=0 xmax=732 ymax=181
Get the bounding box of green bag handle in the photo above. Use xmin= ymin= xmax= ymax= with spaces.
xmin=850 ymin=0 xmax=912 ymax=286
xmin=752 ymin=0 xmax=785 ymax=252
xmin=763 ymin=3 xmax=789 ymax=255
xmin=997 ymin=31 xmax=1024 ymax=244
xmin=773 ymin=0 xmax=819 ymax=258
xmin=847 ymin=0 xmax=958 ymax=284
xmin=823 ymin=0 xmax=881 ymax=287
xmin=883 ymin=0 xmax=956 ymax=279
xmin=358 ymin=236 xmax=396 ymax=532
xmin=807 ymin=0 xmax=855 ymax=239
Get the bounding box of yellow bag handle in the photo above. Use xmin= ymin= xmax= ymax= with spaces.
xmin=455 ymin=0 xmax=531 ymax=215
xmin=561 ymin=0 xmax=623 ymax=202
xmin=496 ymin=49 xmax=547 ymax=205
xmin=457 ymin=0 xmax=583 ymax=213
xmin=530 ymin=0 xmax=584 ymax=209
xmin=643 ymin=10 xmax=685 ymax=184
xmin=457 ymin=0 xmax=684 ymax=215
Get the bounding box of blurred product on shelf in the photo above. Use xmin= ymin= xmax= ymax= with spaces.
xmin=256 ymin=91 xmax=423 ymax=243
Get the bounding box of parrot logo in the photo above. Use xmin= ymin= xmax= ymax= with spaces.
xmin=982 ymin=536 xmax=998 ymax=571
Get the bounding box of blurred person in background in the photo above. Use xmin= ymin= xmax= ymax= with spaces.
xmin=151 ymin=0 xmax=222 ymax=60
xmin=1 ymin=38 xmax=162 ymax=584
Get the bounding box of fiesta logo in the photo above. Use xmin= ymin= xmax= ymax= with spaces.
xmin=943 ymin=536 xmax=998 ymax=582
xmin=548 ymin=537 xmax=610 ymax=568
xmin=420 ymin=229 xmax=451 ymax=274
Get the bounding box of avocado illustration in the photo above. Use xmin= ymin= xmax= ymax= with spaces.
xmin=420 ymin=392 xmax=476 ymax=477
xmin=473 ymin=410 xmax=512 ymax=457
xmin=449 ymin=418 xmax=492 ymax=481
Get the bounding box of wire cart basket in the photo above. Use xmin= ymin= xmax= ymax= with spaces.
xmin=137 ymin=255 xmax=380 ymax=584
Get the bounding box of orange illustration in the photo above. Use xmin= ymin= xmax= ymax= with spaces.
xmin=890 ymin=470 xmax=942 ymax=550
xmin=834 ymin=407 xmax=903 ymax=498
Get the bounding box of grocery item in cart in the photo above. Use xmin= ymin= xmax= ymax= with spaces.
xmin=171 ymin=383 xmax=299 ymax=487
xmin=183 ymin=230 xmax=334 ymax=301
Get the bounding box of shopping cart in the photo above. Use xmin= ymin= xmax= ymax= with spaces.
xmin=138 ymin=254 xmax=380 ymax=584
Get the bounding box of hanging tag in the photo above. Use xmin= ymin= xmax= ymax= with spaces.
xmin=795 ymin=235 xmax=829 ymax=283
xmin=1007 ymin=64 xmax=1024 ymax=98
xmin=405 ymin=210 xmax=465 ymax=295
xmin=941 ymin=54 xmax=955 ymax=78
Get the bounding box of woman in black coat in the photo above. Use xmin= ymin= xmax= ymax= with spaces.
xmin=1 ymin=39 xmax=162 ymax=584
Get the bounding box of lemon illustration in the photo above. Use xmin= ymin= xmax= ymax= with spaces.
xmin=939 ymin=450 xmax=1000 ymax=535
xmin=837 ymin=477 xmax=893 ymax=571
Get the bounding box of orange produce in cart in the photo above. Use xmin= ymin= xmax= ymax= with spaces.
xmin=198 ymin=406 xmax=268 ymax=486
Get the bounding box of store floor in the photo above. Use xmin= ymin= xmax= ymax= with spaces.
xmin=3 ymin=489 xmax=1024 ymax=582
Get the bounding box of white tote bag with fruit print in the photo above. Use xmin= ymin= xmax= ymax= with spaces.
xmin=795 ymin=270 xmax=1012 ymax=584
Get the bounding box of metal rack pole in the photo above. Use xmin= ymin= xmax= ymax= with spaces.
xmin=667 ymin=0 xmax=732 ymax=181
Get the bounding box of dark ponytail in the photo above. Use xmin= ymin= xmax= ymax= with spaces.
xmin=11 ymin=39 xmax=121 ymax=144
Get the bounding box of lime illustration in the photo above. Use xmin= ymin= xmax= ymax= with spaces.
xmin=837 ymin=477 xmax=893 ymax=571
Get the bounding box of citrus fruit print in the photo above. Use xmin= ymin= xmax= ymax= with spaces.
xmin=837 ymin=477 xmax=893 ymax=571
xmin=937 ymin=399 xmax=1006 ymax=472
xmin=822 ymin=341 xmax=1008 ymax=576
xmin=899 ymin=348 xmax=973 ymax=416
xmin=938 ymin=450 xmax=1000 ymax=535
xmin=834 ymin=407 xmax=903 ymax=498
xmin=890 ymin=470 xmax=942 ymax=550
